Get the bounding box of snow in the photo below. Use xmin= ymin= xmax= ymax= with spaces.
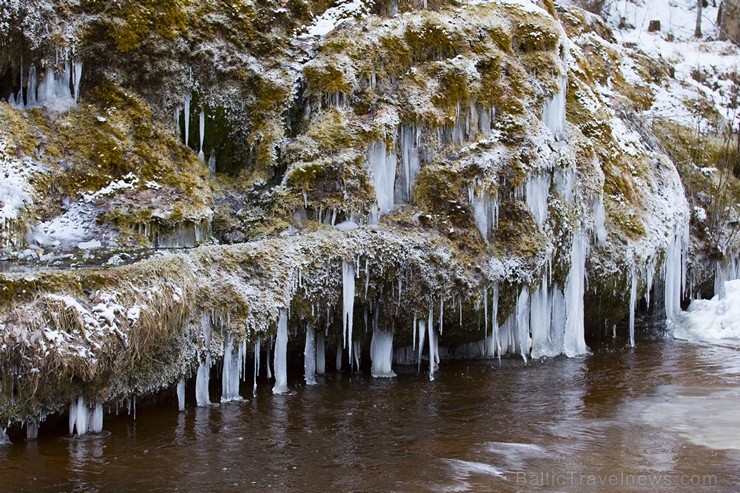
xmin=0 ymin=135 xmax=44 ymax=249
xmin=601 ymin=0 xmax=739 ymax=130
xmin=301 ymin=0 xmax=370 ymax=38
xmin=675 ymin=280 xmax=740 ymax=346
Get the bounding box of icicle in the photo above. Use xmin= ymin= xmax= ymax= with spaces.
xmin=266 ymin=337 xmax=273 ymax=380
xmin=542 ymin=75 xmax=567 ymax=140
xmin=412 ymin=313 xmax=417 ymax=351
xmin=484 ymin=286 xmax=489 ymax=342
xmin=368 ymin=139 xmax=397 ymax=216
xmin=516 ymin=288 xmax=530 ymax=361
xmin=470 ymin=186 xmax=500 ymax=243
xmin=195 ymin=354 xmax=212 ymax=406
xmin=353 ymin=340 xmax=361 ymax=372
xmin=222 ymin=333 xmax=243 ymax=402
xmin=27 ymin=65 xmax=37 ymax=106
xmin=91 ymin=403 xmax=103 ymax=433
xmin=304 ymin=324 xmax=317 ymax=385
xmin=417 ymin=320 xmax=426 ymax=373
xmin=342 ymin=260 xmax=356 ymax=365
xmin=273 ymin=309 xmax=289 ymax=394
xmin=198 ymin=110 xmax=206 ymax=161
xmin=26 ymin=421 xmax=38 ymax=441
xmin=316 ymin=332 xmax=326 ymax=375
xmin=71 ymin=396 xmax=88 ymax=436
xmin=428 ymin=303 xmax=437 ymax=380
xmin=394 ymin=124 xmax=421 ymax=204
xmin=253 ymin=339 xmax=261 ymax=397
xmin=530 ymin=277 xmax=554 ymax=359
xmin=184 ymin=93 xmax=191 ymax=147
xmin=525 ymin=173 xmax=551 ymax=229
xmin=629 ymin=266 xmax=637 ymax=348
xmin=593 ymin=196 xmax=607 ymax=244
xmin=492 ymin=284 xmax=500 ymax=358
xmin=645 ymin=257 xmax=657 ymax=307
xmin=664 ymin=221 xmax=689 ymax=319
xmin=336 ymin=345 xmax=343 ymax=372
xmin=208 ymin=150 xmax=216 ymax=174
xmin=370 ymin=326 xmax=395 ymax=378
xmin=177 ymin=377 xmax=186 ymax=411
xmin=73 ymin=61 xmax=82 ymax=102
xmin=0 ymin=428 xmax=11 ymax=445
xmin=439 ymin=297 xmax=444 ymax=335
xmin=564 ymin=230 xmax=588 ymax=357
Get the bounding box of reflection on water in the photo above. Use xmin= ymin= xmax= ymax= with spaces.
xmin=2 ymin=337 xmax=740 ymax=492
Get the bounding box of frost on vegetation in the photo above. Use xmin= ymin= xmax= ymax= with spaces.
xmin=300 ymin=0 xmax=370 ymax=38
xmin=0 ymin=136 xmax=39 ymax=249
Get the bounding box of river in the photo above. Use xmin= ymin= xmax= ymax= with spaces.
xmin=2 ymin=328 xmax=739 ymax=492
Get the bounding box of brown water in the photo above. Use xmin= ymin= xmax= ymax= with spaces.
xmin=2 ymin=334 xmax=740 ymax=492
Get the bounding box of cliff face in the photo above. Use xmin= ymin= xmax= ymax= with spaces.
xmin=0 ymin=0 xmax=737 ymax=430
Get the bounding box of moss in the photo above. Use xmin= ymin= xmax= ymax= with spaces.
xmin=404 ymin=19 xmax=466 ymax=64
xmin=303 ymin=58 xmax=354 ymax=98
xmin=512 ymin=19 xmax=560 ymax=53
xmin=82 ymin=0 xmax=190 ymax=53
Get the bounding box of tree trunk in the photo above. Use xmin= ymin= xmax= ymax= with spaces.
xmin=695 ymin=0 xmax=703 ymax=38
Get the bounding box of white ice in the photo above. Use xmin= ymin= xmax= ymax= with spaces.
xmin=370 ymin=328 xmax=395 ymax=378
xmin=273 ymin=309 xmax=289 ymax=394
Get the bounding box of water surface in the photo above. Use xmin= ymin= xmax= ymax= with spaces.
xmin=2 ymin=333 xmax=739 ymax=492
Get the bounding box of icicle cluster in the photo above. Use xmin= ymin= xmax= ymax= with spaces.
xmin=8 ymin=60 xmax=82 ymax=113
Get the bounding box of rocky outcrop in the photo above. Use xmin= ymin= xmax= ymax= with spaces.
xmin=0 ymin=0 xmax=736 ymax=434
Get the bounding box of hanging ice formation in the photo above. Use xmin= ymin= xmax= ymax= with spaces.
xmin=221 ymin=332 xmax=246 ymax=402
xmin=629 ymin=266 xmax=637 ymax=347
xmin=393 ymin=125 xmax=421 ymax=204
xmin=195 ymin=313 xmax=213 ymax=406
xmin=273 ymin=309 xmax=289 ymax=394
xmin=525 ymin=173 xmax=552 ymax=228
xmin=593 ymin=196 xmax=608 ymax=244
xmin=304 ymin=324 xmax=317 ymax=385
xmin=26 ymin=421 xmax=39 ymax=441
xmin=370 ymin=326 xmax=395 ymax=378
xmin=469 ymin=184 xmax=499 ymax=243
xmin=342 ymin=260 xmax=356 ymax=366
xmin=542 ymin=75 xmax=567 ymax=140
xmin=67 ymin=396 xmax=103 ymax=436
xmin=198 ymin=110 xmax=206 ymax=161
xmin=663 ymin=221 xmax=689 ymax=320
xmin=427 ymin=303 xmax=440 ymax=380
xmin=316 ymin=332 xmax=326 ymax=375
xmin=177 ymin=377 xmax=186 ymax=411
xmin=564 ymin=229 xmax=588 ymax=357
xmin=208 ymin=150 xmax=216 ymax=174
xmin=368 ymin=139 xmax=398 ymax=217
xmin=14 ymin=59 xmax=82 ymax=112
xmin=184 ymin=93 xmax=192 ymax=147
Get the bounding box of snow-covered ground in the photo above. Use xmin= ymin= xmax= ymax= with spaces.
xmin=675 ymin=279 xmax=740 ymax=345
xmin=568 ymin=0 xmax=738 ymax=130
